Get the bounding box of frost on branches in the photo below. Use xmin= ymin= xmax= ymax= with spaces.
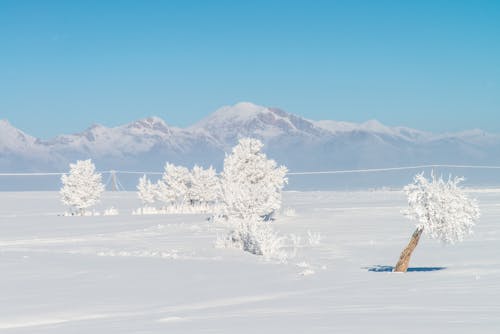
xmin=189 ymin=165 xmax=220 ymax=207
xmin=136 ymin=163 xmax=220 ymax=214
xmin=219 ymin=138 xmax=288 ymax=221
xmin=137 ymin=174 xmax=157 ymax=212
xmin=216 ymin=138 xmax=289 ymax=259
xmin=60 ymin=159 xmax=105 ymax=216
xmin=394 ymin=172 xmax=480 ymax=272
xmin=216 ymin=219 xmax=288 ymax=262
xmin=404 ymin=173 xmax=479 ymax=244
xmin=157 ymin=163 xmax=191 ymax=208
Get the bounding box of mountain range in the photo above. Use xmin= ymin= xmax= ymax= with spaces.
xmin=2 ymin=102 xmax=500 ymax=189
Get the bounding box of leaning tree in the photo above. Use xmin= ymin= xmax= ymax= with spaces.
xmin=394 ymin=172 xmax=480 ymax=272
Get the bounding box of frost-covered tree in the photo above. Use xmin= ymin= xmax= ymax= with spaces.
xmin=137 ymin=174 xmax=157 ymax=207
xmin=189 ymin=165 xmax=220 ymax=206
xmin=219 ymin=138 xmax=288 ymax=221
xmin=155 ymin=178 xmax=176 ymax=209
xmin=156 ymin=163 xmax=191 ymax=208
xmin=394 ymin=172 xmax=480 ymax=272
xmin=60 ymin=159 xmax=105 ymax=215
xmin=217 ymin=219 xmax=288 ymax=261
xmin=216 ymin=139 xmax=289 ymax=258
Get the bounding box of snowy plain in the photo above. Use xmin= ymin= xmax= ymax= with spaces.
xmin=0 ymin=190 xmax=499 ymax=333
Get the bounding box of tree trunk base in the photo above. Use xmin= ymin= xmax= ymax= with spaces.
xmin=394 ymin=227 xmax=423 ymax=272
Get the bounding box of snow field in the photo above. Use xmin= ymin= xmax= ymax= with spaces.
xmin=0 ymin=190 xmax=499 ymax=333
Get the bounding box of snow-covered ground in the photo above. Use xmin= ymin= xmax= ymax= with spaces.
xmin=1 ymin=190 xmax=499 ymax=333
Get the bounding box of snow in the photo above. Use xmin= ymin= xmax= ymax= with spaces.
xmin=4 ymin=102 xmax=500 ymax=180
xmin=202 ymin=102 xmax=269 ymax=123
xmin=0 ymin=120 xmax=42 ymax=154
xmin=46 ymin=118 xmax=188 ymax=156
xmin=191 ymin=102 xmax=314 ymax=142
xmin=314 ymin=119 xmax=428 ymax=141
xmin=1 ymin=189 xmax=499 ymax=333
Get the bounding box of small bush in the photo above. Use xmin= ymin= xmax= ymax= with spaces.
xmin=216 ymin=219 xmax=288 ymax=262
xmin=307 ymin=230 xmax=322 ymax=246
xmin=103 ymin=207 xmax=119 ymax=216
xmin=282 ymin=207 xmax=297 ymax=217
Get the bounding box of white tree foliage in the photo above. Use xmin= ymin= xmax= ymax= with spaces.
xmin=215 ymin=138 xmax=289 ymax=259
xmin=189 ymin=165 xmax=220 ymax=206
xmin=60 ymin=159 xmax=105 ymax=215
xmin=137 ymin=163 xmax=220 ymax=214
xmin=216 ymin=219 xmax=288 ymax=262
xmin=403 ymin=172 xmax=480 ymax=244
xmin=219 ymin=138 xmax=288 ymax=221
xmin=137 ymin=174 xmax=157 ymax=206
xmin=156 ymin=163 xmax=191 ymax=208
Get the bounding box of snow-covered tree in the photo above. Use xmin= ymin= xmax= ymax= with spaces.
xmin=156 ymin=162 xmax=191 ymax=208
xmin=219 ymin=138 xmax=288 ymax=221
xmin=394 ymin=172 xmax=480 ymax=272
xmin=155 ymin=179 xmax=176 ymax=209
xmin=189 ymin=165 xmax=220 ymax=206
xmin=137 ymin=174 xmax=157 ymax=207
xmin=217 ymin=219 xmax=288 ymax=261
xmin=60 ymin=159 xmax=105 ymax=215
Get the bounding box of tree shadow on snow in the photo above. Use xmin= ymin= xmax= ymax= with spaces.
xmin=366 ymin=265 xmax=446 ymax=272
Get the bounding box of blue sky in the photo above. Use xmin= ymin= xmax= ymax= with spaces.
xmin=1 ymin=0 xmax=499 ymax=138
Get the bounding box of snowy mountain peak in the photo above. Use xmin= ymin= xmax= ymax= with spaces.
xmin=314 ymin=118 xmax=428 ymax=141
xmin=0 ymin=119 xmax=25 ymax=135
xmin=192 ymin=102 xmax=325 ymax=142
xmin=127 ymin=116 xmax=170 ymax=132
xmin=0 ymin=119 xmax=22 ymax=133
xmin=315 ymin=119 xmax=391 ymax=134
xmin=76 ymin=123 xmax=109 ymax=142
xmin=202 ymin=102 xmax=269 ymax=124
xmin=137 ymin=116 xmax=168 ymax=127
xmin=86 ymin=123 xmax=105 ymax=131
xmin=3 ymin=103 xmax=500 ymax=175
xmin=362 ymin=119 xmax=386 ymax=131
xmin=0 ymin=119 xmax=37 ymax=150
xmin=0 ymin=119 xmax=11 ymax=127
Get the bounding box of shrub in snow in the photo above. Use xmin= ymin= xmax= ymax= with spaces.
xmin=218 ymin=138 xmax=288 ymax=221
xmin=62 ymin=210 xmax=99 ymax=217
xmin=60 ymin=159 xmax=105 ymax=216
xmin=296 ymin=262 xmax=316 ymax=276
xmin=282 ymin=207 xmax=297 ymax=217
xmin=307 ymin=230 xmax=322 ymax=246
xmin=132 ymin=207 xmax=165 ymax=215
xmin=103 ymin=207 xmax=119 ymax=216
xmin=394 ymin=172 xmax=480 ymax=272
xmin=216 ymin=219 xmax=288 ymax=261
xmin=289 ymin=233 xmax=302 ymax=247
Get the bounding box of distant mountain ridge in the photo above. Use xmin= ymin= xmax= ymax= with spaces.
xmin=2 ymin=102 xmax=500 ymax=177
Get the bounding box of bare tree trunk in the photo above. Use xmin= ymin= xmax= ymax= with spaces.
xmin=394 ymin=227 xmax=423 ymax=272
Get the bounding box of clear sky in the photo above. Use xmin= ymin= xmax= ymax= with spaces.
xmin=1 ymin=0 xmax=499 ymax=138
